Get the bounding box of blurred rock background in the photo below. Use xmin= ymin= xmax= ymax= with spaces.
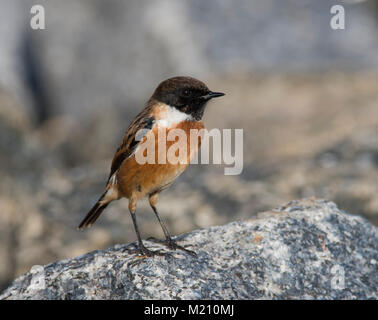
xmin=1 ymin=0 xmax=378 ymax=291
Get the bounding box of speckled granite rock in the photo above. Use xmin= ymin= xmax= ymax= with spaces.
xmin=1 ymin=199 xmax=377 ymax=300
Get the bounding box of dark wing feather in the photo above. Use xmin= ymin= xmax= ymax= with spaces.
xmin=107 ymin=106 xmax=155 ymax=183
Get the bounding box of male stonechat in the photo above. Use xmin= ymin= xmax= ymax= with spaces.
xmin=78 ymin=76 xmax=225 ymax=256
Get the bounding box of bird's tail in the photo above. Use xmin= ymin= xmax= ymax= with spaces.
xmin=77 ymin=191 xmax=111 ymax=229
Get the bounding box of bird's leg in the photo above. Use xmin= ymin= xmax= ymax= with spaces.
xmin=149 ymin=194 xmax=196 ymax=256
xmin=129 ymin=210 xmax=154 ymax=256
xmin=127 ymin=199 xmax=167 ymax=257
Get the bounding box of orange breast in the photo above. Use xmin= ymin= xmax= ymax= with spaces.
xmin=117 ymin=121 xmax=204 ymax=200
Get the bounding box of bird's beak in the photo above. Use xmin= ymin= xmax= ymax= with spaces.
xmin=202 ymin=91 xmax=225 ymax=100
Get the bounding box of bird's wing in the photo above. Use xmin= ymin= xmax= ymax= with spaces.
xmin=107 ymin=105 xmax=155 ymax=183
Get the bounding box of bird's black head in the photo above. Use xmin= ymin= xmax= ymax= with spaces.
xmin=151 ymin=76 xmax=225 ymax=120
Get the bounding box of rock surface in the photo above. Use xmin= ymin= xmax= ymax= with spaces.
xmin=1 ymin=199 xmax=377 ymax=300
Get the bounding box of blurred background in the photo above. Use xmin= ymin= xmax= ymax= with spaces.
xmin=1 ymin=0 xmax=378 ymax=291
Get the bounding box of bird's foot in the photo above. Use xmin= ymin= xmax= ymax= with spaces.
xmin=147 ymin=237 xmax=196 ymax=257
xmin=124 ymin=243 xmax=170 ymax=258
xmin=138 ymin=244 xmax=169 ymax=257
xmin=166 ymin=239 xmax=197 ymax=257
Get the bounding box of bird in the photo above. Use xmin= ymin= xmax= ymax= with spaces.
xmin=78 ymin=76 xmax=225 ymax=256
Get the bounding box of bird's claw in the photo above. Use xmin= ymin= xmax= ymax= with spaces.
xmin=147 ymin=237 xmax=197 ymax=257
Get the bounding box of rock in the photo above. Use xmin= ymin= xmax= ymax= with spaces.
xmin=1 ymin=199 xmax=377 ymax=300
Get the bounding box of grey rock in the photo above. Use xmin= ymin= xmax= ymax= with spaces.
xmin=1 ymin=199 xmax=377 ymax=300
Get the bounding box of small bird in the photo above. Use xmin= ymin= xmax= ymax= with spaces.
xmin=78 ymin=76 xmax=225 ymax=256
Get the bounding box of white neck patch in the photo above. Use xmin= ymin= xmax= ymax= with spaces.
xmin=156 ymin=105 xmax=193 ymax=127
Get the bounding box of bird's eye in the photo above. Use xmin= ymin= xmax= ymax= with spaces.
xmin=182 ymin=89 xmax=191 ymax=97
